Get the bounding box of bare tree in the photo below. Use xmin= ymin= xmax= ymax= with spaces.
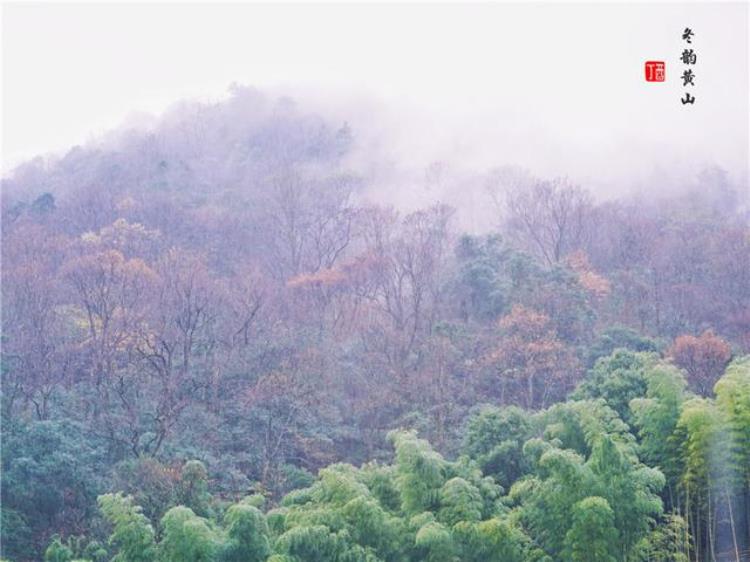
xmin=356 ymin=204 xmax=455 ymax=376
xmin=504 ymin=177 xmax=593 ymax=265
xmin=260 ymin=167 xmax=357 ymax=280
xmin=1 ymin=224 xmax=72 ymax=420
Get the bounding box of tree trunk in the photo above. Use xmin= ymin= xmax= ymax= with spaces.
xmin=725 ymin=486 xmax=740 ymax=562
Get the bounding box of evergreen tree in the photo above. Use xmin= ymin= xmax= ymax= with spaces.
xmin=98 ymin=493 xmax=156 ymax=562
xmin=562 ymin=497 xmax=619 ymax=562
xmin=158 ymin=506 xmax=218 ymax=562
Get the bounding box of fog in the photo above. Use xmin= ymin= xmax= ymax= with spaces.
xmin=3 ymin=2 xmax=749 ymax=230
xmin=4 ymin=7 xmax=750 ymax=561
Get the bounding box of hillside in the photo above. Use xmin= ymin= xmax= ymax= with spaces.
xmin=2 ymin=86 xmax=749 ymax=562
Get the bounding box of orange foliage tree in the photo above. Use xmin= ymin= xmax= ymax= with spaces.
xmin=668 ymin=330 xmax=732 ymax=395
xmin=488 ymin=305 xmax=579 ymax=409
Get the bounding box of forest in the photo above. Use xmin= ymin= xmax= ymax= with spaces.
xmin=1 ymin=86 xmax=749 ymax=562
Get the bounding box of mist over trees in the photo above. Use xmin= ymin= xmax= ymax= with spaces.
xmin=1 ymin=86 xmax=749 ymax=562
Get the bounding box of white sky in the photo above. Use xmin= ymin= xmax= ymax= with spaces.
xmin=2 ymin=2 xmax=749 ymax=192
